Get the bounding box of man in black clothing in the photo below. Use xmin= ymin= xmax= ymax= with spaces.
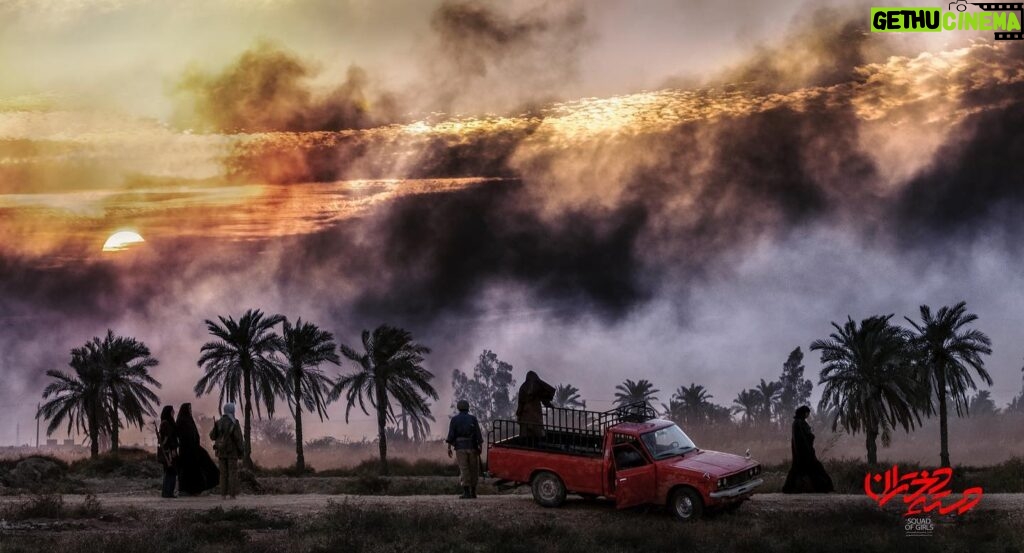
xmin=782 ymin=405 xmax=835 ymax=493
xmin=446 ymin=400 xmax=483 ymax=499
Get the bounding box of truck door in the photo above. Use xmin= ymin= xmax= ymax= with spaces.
xmin=612 ymin=443 xmax=656 ymax=509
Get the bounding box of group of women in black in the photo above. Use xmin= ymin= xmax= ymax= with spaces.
xmin=157 ymin=403 xmax=221 ymax=498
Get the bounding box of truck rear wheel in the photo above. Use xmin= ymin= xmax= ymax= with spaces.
xmin=669 ymin=488 xmax=703 ymax=522
xmin=531 ymin=471 xmax=566 ymax=508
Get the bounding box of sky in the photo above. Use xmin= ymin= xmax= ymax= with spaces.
xmin=2 ymin=0 xmax=1024 ymax=446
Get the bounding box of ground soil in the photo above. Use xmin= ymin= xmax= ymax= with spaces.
xmin=2 ymin=491 xmax=1020 ymax=518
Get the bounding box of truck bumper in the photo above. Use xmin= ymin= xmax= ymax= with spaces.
xmin=709 ymin=478 xmax=764 ymax=499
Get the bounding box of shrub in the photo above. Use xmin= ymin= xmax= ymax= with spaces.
xmin=351 ymin=473 xmax=390 ymax=494
xmin=68 ymin=449 xmax=162 ymax=478
xmin=189 ymin=507 xmax=293 ymax=530
xmin=316 ymin=457 xmax=456 ymax=477
xmin=1 ymin=493 xmax=102 ymax=520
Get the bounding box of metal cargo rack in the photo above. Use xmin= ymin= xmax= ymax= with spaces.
xmin=488 ymin=402 xmax=657 ymax=457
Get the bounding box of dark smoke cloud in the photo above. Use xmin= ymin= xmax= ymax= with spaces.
xmin=424 ymin=0 xmax=588 ymax=114
xmin=893 ymin=81 xmax=1024 ymax=248
xmin=223 ymin=120 xmax=535 ymax=184
xmin=174 ymin=41 xmax=398 ymax=133
xmin=268 ymin=180 xmax=652 ymax=322
xmin=5 ymin=10 xmax=1024 ymax=448
xmin=715 ymin=9 xmax=870 ymax=92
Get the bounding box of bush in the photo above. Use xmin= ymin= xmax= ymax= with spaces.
xmin=317 ymin=457 xmax=456 ymax=477
xmin=0 ymin=456 xmax=78 ymax=493
xmin=1 ymin=493 xmax=103 ymax=520
xmin=351 ymin=473 xmax=390 ymax=494
xmin=0 ymin=455 xmax=68 ymax=473
xmin=759 ymin=457 xmax=1024 ymax=494
xmin=959 ymin=457 xmax=1024 ymax=493
xmin=189 ymin=507 xmax=293 ymax=530
xmin=68 ymin=448 xmax=162 ymax=479
xmin=254 ymin=463 xmax=316 ymax=477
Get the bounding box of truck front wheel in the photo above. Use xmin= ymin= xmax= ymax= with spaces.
xmin=669 ymin=488 xmax=703 ymax=522
xmin=531 ymin=471 xmax=566 ymax=508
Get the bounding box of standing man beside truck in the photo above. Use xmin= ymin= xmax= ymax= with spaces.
xmin=447 ymin=399 xmax=483 ymax=499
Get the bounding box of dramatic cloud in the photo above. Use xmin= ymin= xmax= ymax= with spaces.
xmin=174 ymin=42 xmax=398 ymax=133
xmin=3 ymin=4 xmax=1024 ymax=457
xmin=423 ymin=0 xmax=588 ymax=114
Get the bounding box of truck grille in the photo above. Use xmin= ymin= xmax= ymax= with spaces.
xmin=719 ymin=465 xmax=761 ymax=490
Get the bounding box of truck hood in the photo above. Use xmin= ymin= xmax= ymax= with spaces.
xmin=667 ymin=449 xmax=753 ymax=475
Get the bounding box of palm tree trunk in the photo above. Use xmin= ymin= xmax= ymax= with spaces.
xmin=110 ymin=393 xmax=120 ymax=453
xmin=243 ymin=364 xmax=254 ymax=470
xmin=294 ymin=367 xmax=304 ymax=472
xmin=376 ymin=381 xmax=389 ymax=476
xmin=938 ymin=369 xmax=950 ymax=467
xmin=88 ymin=405 xmax=100 ymax=458
xmin=402 ymin=408 xmax=409 ymax=441
xmin=866 ymin=427 xmax=878 ymax=465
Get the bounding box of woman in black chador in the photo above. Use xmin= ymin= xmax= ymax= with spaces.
xmin=157 ymin=405 xmax=178 ymax=498
xmin=175 ymin=403 xmax=220 ymax=496
xmin=517 ymin=371 xmax=555 ymax=440
xmin=782 ymin=405 xmax=834 ymax=493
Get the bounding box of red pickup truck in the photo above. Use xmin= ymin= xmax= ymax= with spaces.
xmin=487 ymin=403 xmax=762 ymax=521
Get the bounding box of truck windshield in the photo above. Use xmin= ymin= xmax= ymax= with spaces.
xmin=641 ymin=424 xmax=697 ymax=459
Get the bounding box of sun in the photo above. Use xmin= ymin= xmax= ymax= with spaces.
xmin=102 ymin=230 xmax=146 ymax=252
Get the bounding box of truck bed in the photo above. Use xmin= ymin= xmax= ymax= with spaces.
xmin=487 ymin=443 xmax=606 ymax=496
xmin=491 ymin=428 xmax=604 ymax=457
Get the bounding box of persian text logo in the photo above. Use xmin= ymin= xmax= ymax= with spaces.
xmin=864 ymin=464 xmax=983 ymax=517
xmin=870 ymin=3 xmax=1023 ymax=40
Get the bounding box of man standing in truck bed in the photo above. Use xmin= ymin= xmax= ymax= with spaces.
xmin=447 ymin=400 xmax=483 ymax=499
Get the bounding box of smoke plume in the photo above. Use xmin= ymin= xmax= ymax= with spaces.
xmin=3 ymin=5 xmax=1024 ymax=459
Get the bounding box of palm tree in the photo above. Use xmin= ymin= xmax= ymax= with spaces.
xmin=754 ymin=379 xmax=783 ymax=425
xmin=613 ymin=379 xmax=660 ymax=408
xmin=813 ymin=315 xmax=925 ymax=465
xmin=967 ymin=390 xmax=998 ymax=416
xmin=731 ymin=389 xmax=761 ymax=425
xmin=1007 ymin=364 xmax=1024 ymax=415
xmin=329 ymin=325 xmax=438 ymax=475
xmin=671 ymin=383 xmax=714 ymax=425
xmin=280 ymin=318 xmax=340 ymax=472
xmin=905 ymin=301 xmax=993 ymax=467
xmin=38 ymin=346 xmax=109 ymax=458
xmin=661 ymin=397 xmax=685 ymax=423
xmin=552 ymin=384 xmax=586 ymax=409
xmin=195 ymin=309 xmax=286 ymax=469
xmin=395 ymin=403 xmax=434 ymax=442
xmin=90 ymin=330 xmax=161 ymax=452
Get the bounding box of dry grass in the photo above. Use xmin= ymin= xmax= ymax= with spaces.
xmin=1 ymin=493 xmax=103 ymax=521
xmin=689 ymin=412 xmax=1024 ymax=466
xmin=757 ymin=457 xmax=1024 ymax=494
xmin=0 ymin=498 xmax=1019 ymax=553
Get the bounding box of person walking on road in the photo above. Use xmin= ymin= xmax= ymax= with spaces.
xmin=782 ymin=405 xmax=835 ymax=493
xmin=446 ymin=400 xmax=483 ymax=499
xmin=210 ymin=403 xmax=245 ymax=499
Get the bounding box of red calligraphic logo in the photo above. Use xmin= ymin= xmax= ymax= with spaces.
xmin=864 ymin=465 xmax=982 ymax=516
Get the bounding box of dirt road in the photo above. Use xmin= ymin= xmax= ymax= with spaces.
xmin=3 ymin=492 xmax=1020 ymax=519
xmin=3 ymin=492 xmax=1020 ymax=552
